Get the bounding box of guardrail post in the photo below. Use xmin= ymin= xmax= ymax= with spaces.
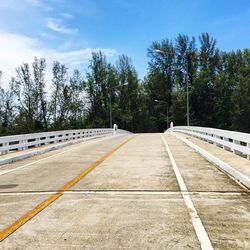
xmin=216 ymin=135 xmax=223 ymax=147
xmin=18 ymin=140 xmax=23 ymax=151
xmin=69 ymin=132 xmax=72 ymax=141
xmin=18 ymin=139 xmax=26 ymax=151
xmin=2 ymin=142 xmax=9 ymax=154
xmin=213 ymin=135 xmax=219 ymax=146
xmin=24 ymin=139 xmax=28 ymax=150
xmin=233 ymin=139 xmax=240 ymax=155
xmin=35 ymin=138 xmax=40 ymax=148
xmin=54 ymin=135 xmax=58 ymax=143
xmin=45 ymin=136 xmax=49 ymax=145
xmin=223 ymin=137 xmax=230 ymax=150
xmin=215 ymin=135 xmax=218 ymax=146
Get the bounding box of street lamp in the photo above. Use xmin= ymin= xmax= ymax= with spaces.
xmin=109 ymin=83 xmax=128 ymax=128
xmin=155 ymin=49 xmax=165 ymax=54
xmin=155 ymin=49 xmax=190 ymax=126
xmin=154 ymin=99 xmax=169 ymax=129
xmin=186 ymin=58 xmax=190 ymax=126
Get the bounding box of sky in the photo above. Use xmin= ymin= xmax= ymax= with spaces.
xmin=1 ymin=0 xmax=250 ymax=88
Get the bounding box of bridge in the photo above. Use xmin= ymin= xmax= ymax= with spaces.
xmin=0 ymin=127 xmax=249 ymax=249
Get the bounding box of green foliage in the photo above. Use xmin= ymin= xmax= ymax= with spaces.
xmin=8 ymin=57 xmax=48 ymax=133
xmin=0 ymin=85 xmax=16 ymax=135
xmin=68 ymin=70 xmax=86 ymax=128
xmin=231 ymin=66 xmax=250 ymax=132
xmin=50 ymin=61 xmax=68 ymax=129
xmin=33 ymin=57 xmax=48 ymax=130
xmin=115 ymin=55 xmax=140 ymax=132
xmin=145 ymin=32 xmax=250 ymax=132
xmin=85 ymin=51 xmax=113 ymax=128
xmin=190 ymin=70 xmax=215 ymax=126
xmin=170 ymin=90 xmax=186 ymax=126
xmin=0 ymin=33 xmax=250 ymax=135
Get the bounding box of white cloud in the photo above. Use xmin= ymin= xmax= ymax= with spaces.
xmin=25 ymin=0 xmax=53 ymax=11
xmin=0 ymin=32 xmax=117 ymax=88
xmin=47 ymin=18 xmax=78 ymax=34
xmin=0 ymin=33 xmax=40 ymax=88
xmin=59 ymin=41 xmax=72 ymax=50
xmin=60 ymin=13 xmax=73 ymax=19
xmin=41 ymin=32 xmax=56 ymax=40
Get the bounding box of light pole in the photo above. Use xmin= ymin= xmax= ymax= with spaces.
xmin=154 ymin=99 xmax=169 ymax=129
xmin=155 ymin=49 xmax=190 ymax=126
xmin=109 ymin=83 xmax=128 ymax=128
xmin=109 ymin=91 xmax=112 ymax=128
xmin=186 ymin=62 xmax=189 ymax=126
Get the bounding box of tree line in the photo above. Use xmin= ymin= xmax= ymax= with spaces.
xmin=146 ymin=33 xmax=250 ymax=132
xmin=0 ymin=32 xmax=249 ymax=135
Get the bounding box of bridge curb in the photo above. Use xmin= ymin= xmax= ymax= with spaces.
xmin=170 ymin=133 xmax=250 ymax=189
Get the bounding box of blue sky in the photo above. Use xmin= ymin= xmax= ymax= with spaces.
xmin=1 ymin=0 xmax=250 ymax=86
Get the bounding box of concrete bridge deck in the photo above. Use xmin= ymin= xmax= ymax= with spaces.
xmin=0 ymin=133 xmax=249 ymax=249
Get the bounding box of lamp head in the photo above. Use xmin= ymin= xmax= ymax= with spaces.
xmin=155 ymin=49 xmax=165 ymax=54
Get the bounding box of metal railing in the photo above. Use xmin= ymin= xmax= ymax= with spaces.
xmin=168 ymin=126 xmax=250 ymax=160
xmin=0 ymin=128 xmax=130 ymax=155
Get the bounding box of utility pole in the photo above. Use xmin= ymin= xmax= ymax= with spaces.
xmin=186 ymin=57 xmax=190 ymax=126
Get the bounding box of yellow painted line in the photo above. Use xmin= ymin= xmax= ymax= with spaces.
xmin=0 ymin=136 xmax=135 ymax=242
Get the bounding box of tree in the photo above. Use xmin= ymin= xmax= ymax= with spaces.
xmin=190 ymin=33 xmax=220 ymax=127
xmin=148 ymin=39 xmax=175 ymax=95
xmin=146 ymin=39 xmax=175 ymax=131
xmin=143 ymin=71 xmax=170 ymax=131
xmin=115 ymin=55 xmax=140 ymax=132
xmin=50 ymin=61 xmax=68 ymax=129
xmin=175 ymin=34 xmax=198 ymax=125
xmin=199 ymin=32 xmax=220 ymax=74
xmin=85 ymin=51 xmax=111 ymax=127
xmin=12 ymin=62 xmax=37 ymax=132
xmin=0 ymin=85 xmax=16 ymax=135
xmin=213 ymin=72 xmax=233 ymax=129
xmin=68 ymin=69 xmax=86 ymax=128
xmin=175 ymin=34 xmax=197 ymax=90
xmin=170 ymin=90 xmax=186 ymax=126
xmin=10 ymin=58 xmax=48 ymax=133
xmin=231 ymin=49 xmax=250 ymax=132
xmin=231 ymin=75 xmax=250 ymax=132
xmin=1 ymin=32 xmax=250 ymax=135
xmin=32 ymin=57 xmax=48 ymax=130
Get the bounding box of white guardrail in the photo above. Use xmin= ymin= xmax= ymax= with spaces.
xmin=0 ymin=128 xmax=130 ymax=155
xmin=169 ymin=126 xmax=250 ymax=160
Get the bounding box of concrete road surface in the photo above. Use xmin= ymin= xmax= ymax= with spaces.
xmin=0 ymin=134 xmax=249 ymax=249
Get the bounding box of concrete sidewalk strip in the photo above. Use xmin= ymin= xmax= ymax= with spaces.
xmin=0 ymin=135 xmax=114 ymax=166
xmin=171 ymin=132 xmax=250 ymax=189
